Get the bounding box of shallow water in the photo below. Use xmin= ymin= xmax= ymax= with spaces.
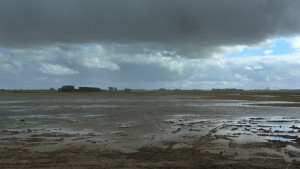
xmin=1 ymin=94 xmax=300 ymax=163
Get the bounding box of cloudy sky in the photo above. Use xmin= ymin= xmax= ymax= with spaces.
xmin=1 ymin=0 xmax=300 ymax=90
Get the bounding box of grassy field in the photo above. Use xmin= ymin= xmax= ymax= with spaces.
xmin=1 ymin=90 xmax=300 ymax=105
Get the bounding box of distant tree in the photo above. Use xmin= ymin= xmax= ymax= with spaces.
xmin=124 ymin=88 xmax=132 ymax=92
xmin=108 ymin=87 xmax=117 ymax=92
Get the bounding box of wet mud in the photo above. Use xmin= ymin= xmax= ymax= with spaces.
xmin=0 ymin=92 xmax=300 ymax=168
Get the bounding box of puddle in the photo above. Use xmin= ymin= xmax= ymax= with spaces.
xmin=117 ymin=121 xmax=138 ymax=128
xmin=1 ymin=95 xmax=300 ymax=166
xmin=253 ymin=95 xmax=279 ymax=98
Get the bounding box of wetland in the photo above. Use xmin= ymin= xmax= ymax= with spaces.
xmin=1 ymin=91 xmax=300 ymax=168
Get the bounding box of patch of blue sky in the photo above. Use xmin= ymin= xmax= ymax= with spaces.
xmin=0 ymin=47 xmax=8 ymax=53
xmin=272 ymin=38 xmax=296 ymax=55
xmin=225 ymin=38 xmax=296 ymax=58
xmin=225 ymin=48 xmax=265 ymax=58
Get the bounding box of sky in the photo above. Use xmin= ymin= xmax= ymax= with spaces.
xmin=1 ymin=0 xmax=300 ymax=90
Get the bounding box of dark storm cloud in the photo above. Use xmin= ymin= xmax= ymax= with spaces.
xmin=1 ymin=0 xmax=300 ymax=57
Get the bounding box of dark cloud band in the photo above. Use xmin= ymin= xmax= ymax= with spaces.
xmin=0 ymin=0 xmax=300 ymax=57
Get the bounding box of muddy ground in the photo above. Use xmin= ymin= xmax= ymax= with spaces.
xmin=0 ymin=91 xmax=300 ymax=168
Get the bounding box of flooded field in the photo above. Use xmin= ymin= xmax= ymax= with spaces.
xmin=1 ymin=92 xmax=300 ymax=168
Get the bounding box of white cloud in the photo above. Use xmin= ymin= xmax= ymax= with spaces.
xmin=216 ymin=45 xmax=246 ymax=57
xmin=245 ymin=65 xmax=264 ymax=71
xmin=157 ymin=56 xmax=184 ymax=73
xmin=73 ymin=45 xmax=184 ymax=72
xmin=183 ymin=51 xmax=300 ymax=89
xmin=78 ymin=45 xmax=120 ymax=71
xmin=253 ymin=39 xmax=274 ymax=49
xmin=118 ymin=53 xmax=184 ymax=73
xmin=264 ymin=50 xmax=273 ymax=55
xmin=289 ymin=71 xmax=300 ymax=78
xmin=212 ymin=39 xmax=275 ymax=58
xmin=274 ymin=76 xmax=284 ymax=81
xmin=0 ymin=54 xmax=22 ymax=74
xmin=234 ymin=74 xmax=250 ymax=81
xmin=81 ymin=56 xmax=120 ymax=70
xmin=1 ymin=40 xmax=300 ymax=90
xmin=1 ymin=63 xmax=15 ymax=72
xmin=39 ymin=64 xmax=78 ymax=75
xmin=289 ymin=36 xmax=300 ymax=50
xmin=145 ymin=55 xmax=184 ymax=73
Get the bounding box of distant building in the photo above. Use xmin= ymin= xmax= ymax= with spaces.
xmin=108 ymin=87 xmax=117 ymax=92
xmin=59 ymin=85 xmax=75 ymax=92
xmin=79 ymin=87 xmax=102 ymax=92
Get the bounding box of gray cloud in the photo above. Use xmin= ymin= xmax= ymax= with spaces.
xmin=1 ymin=43 xmax=300 ymax=89
xmin=39 ymin=63 xmax=79 ymax=75
xmin=1 ymin=0 xmax=300 ymax=57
